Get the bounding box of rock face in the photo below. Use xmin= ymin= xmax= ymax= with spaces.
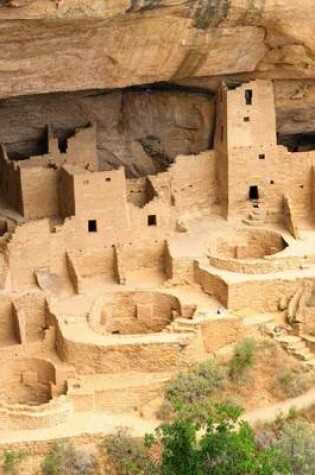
xmin=0 ymin=0 xmax=315 ymax=98
xmin=1 ymin=0 xmax=315 ymax=172
xmin=0 ymin=87 xmax=214 ymax=176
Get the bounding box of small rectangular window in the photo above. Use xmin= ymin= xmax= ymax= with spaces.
xmin=148 ymin=215 xmax=157 ymax=226
xmin=244 ymin=117 xmax=250 ymax=122
xmin=259 ymin=154 xmax=265 ymax=160
xmin=245 ymin=89 xmax=253 ymax=105
xmin=106 ymin=177 xmax=111 ymax=182
xmin=88 ymin=220 xmax=97 ymax=233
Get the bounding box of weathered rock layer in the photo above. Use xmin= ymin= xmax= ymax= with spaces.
xmin=0 ymin=0 xmax=315 ymax=98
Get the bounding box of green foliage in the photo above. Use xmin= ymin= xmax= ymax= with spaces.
xmin=272 ymin=367 xmax=313 ymax=398
xmin=160 ymin=358 xmax=228 ymax=420
xmin=104 ymin=426 xmax=158 ymax=475
xmin=275 ymin=420 xmax=315 ymax=475
xmin=148 ymin=404 xmax=290 ymax=475
xmin=229 ymin=338 xmax=256 ymax=383
xmin=42 ymin=442 xmax=95 ymax=475
xmin=156 ymin=399 xmax=174 ymax=421
xmin=2 ymin=450 xmax=28 ymax=475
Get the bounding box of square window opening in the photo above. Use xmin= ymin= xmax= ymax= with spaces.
xmin=148 ymin=215 xmax=157 ymax=226
xmin=259 ymin=154 xmax=265 ymax=160
xmin=88 ymin=220 xmax=97 ymax=233
xmin=106 ymin=177 xmax=111 ymax=182
xmin=270 ymin=180 xmax=274 ymax=184
xmin=244 ymin=116 xmax=250 ymax=122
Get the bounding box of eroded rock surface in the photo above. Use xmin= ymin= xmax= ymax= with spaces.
xmin=0 ymin=87 xmax=214 ymax=176
xmin=0 ymin=0 xmax=315 ymax=98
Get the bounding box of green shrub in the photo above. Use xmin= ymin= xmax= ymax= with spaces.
xmin=158 ymin=358 xmax=228 ymax=421
xmin=272 ymin=367 xmax=313 ymax=398
xmin=2 ymin=450 xmax=28 ymax=475
xmin=156 ymin=399 xmax=174 ymax=421
xmin=42 ymin=442 xmax=95 ymax=475
xmin=229 ymin=338 xmax=256 ymax=383
xmin=166 ymin=359 xmax=228 ymax=408
xmin=104 ymin=427 xmax=157 ymax=475
xmin=275 ymin=420 xmax=315 ymax=475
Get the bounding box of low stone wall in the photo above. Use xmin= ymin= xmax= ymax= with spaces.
xmin=167 ymin=255 xmax=196 ymax=282
xmin=227 ymin=278 xmax=315 ymax=312
xmin=196 ymin=263 xmax=228 ymax=307
xmin=196 ymin=261 xmax=315 ymax=312
xmin=68 ymin=374 xmax=169 ymax=413
xmin=57 ymin=333 xmax=199 ymax=374
xmin=0 ymin=396 xmax=72 ymax=430
xmin=208 ymin=254 xmax=308 ymax=275
xmin=200 ymin=317 xmax=245 ymax=353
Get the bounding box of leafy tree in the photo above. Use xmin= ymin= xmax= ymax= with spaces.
xmin=148 ymin=405 xmax=290 ymax=475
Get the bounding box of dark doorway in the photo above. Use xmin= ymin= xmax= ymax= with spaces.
xmin=249 ymin=185 xmax=259 ymax=200
xmin=58 ymin=137 xmax=68 ymax=154
xmin=147 ymin=215 xmax=157 ymax=226
xmin=88 ymin=220 xmax=97 ymax=233
xmin=245 ymin=89 xmax=253 ymax=106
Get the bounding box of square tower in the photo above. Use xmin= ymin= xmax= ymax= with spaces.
xmin=215 ymin=80 xmax=278 ymax=218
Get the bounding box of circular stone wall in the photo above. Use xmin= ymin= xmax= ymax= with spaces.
xmin=91 ymin=291 xmax=181 ymax=335
xmin=0 ymin=359 xmax=57 ymax=406
xmin=210 ymin=229 xmax=288 ymax=260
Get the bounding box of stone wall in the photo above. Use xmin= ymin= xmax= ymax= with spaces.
xmin=228 ymin=277 xmax=315 ymax=312
xmin=0 ymin=396 xmax=72 ymax=430
xmin=0 ymin=146 xmax=22 ymax=214
xmin=200 ymin=317 xmax=245 ymax=353
xmin=7 ymin=220 xmax=52 ymax=288
xmin=13 ymin=292 xmax=46 ymax=343
xmin=226 ymin=80 xmax=277 ymax=149
xmin=20 ymin=167 xmax=59 ymax=220
xmin=0 ymin=296 xmax=15 ymax=346
xmin=56 ymin=329 xmax=199 ymax=374
xmin=169 ymin=152 xmax=216 ymax=212
xmin=196 ymin=263 xmax=228 ymax=307
xmin=227 ymin=144 xmax=315 ymax=219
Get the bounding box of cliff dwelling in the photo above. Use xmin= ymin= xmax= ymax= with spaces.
xmin=2 ymin=77 xmax=315 ymax=460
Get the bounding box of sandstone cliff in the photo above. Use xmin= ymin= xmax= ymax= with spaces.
xmin=0 ymin=0 xmax=315 ymax=98
xmin=1 ymin=0 xmax=315 ymax=174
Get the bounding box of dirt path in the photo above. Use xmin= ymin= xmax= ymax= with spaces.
xmin=1 ymin=387 xmax=315 ymax=445
xmin=242 ymin=386 xmax=315 ymax=425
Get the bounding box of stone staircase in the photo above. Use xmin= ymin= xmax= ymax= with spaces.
xmin=165 ymin=317 xmax=199 ymax=333
xmin=276 ymin=335 xmax=315 ymax=368
xmin=264 ymin=323 xmax=315 ymax=368
xmin=243 ymin=202 xmax=266 ymax=226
